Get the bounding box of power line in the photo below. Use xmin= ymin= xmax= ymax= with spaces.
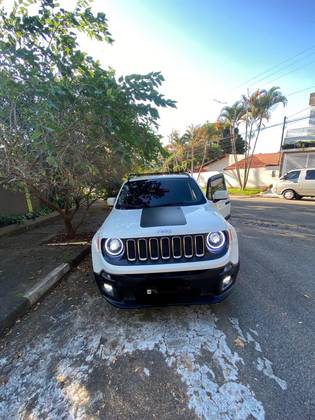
xmin=232 ymin=45 xmax=315 ymax=91
xmin=259 ymin=115 xmax=309 ymax=132
xmin=260 ymin=58 xmax=315 ymax=87
xmin=286 ymin=85 xmax=315 ymax=97
xmin=287 ymin=107 xmax=310 ymax=119
xmin=246 ymin=52 xmax=315 ymax=90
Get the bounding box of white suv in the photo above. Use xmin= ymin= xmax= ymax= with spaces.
xmin=92 ymin=172 xmax=239 ymax=308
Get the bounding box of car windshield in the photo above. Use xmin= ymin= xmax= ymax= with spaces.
xmin=284 ymin=170 xmax=300 ymax=180
xmin=116 ymin=177 xmax=206 ymax=209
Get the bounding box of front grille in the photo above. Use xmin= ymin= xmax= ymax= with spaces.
xmin=125 ymin=234 xmax=206 ymax=262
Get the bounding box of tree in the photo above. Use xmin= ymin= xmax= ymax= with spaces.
xmin=219 ymin=127 xmax=247 ymax=154
xmin=182 ymin=125 xmax=203 ymax=174
xmin=167 ymin=130 xmax=188 ymax=171
xmin=0 ymin=0 xmax=175 ymax=237
xmin=195 ymin=122 xmax=221 ymax=180
xmin=163 ymin=122 xmax=232 ymax=176
xmin=220 ymin=88 xmax=287 ymax=189
xmin=219 ymin=101 xmax=246 ymax=188
xmin=241 ymin=87 xmax=287 ymax=188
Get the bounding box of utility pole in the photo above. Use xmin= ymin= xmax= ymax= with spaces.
xmin=279 ymin=116 xmax=287 ymax=151
xmin=278 ymin=116 xmax=287 ymax=175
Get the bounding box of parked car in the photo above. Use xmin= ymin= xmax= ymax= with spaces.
xmin=92 ymin=172 xmax=239 ymax=308
xmin=272 ymin=168 xmax=315 ymax=199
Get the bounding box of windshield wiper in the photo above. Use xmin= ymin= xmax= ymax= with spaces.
xmin=151 ymin=202 xmax=188 ymax=207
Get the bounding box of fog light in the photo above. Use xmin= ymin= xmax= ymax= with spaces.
xmin=103 ymin=282 xmax=114 ymax=296
xmin=101 ymin=272 xmax=112 ymax=281
xmin=221 ymin=275 xmax=232 ymax=291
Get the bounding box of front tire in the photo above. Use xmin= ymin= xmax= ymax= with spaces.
xmin=282 ymin=189 xmax=296 ymax=200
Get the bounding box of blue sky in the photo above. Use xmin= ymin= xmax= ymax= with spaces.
xmin=90 ymin=0 xmax=315 ymax=152
xmin=5 ymin=0 xmax=315 ymax=152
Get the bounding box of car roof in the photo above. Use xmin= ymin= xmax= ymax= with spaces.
xmin=288 ymin=168 xmax=315 ymax=171
xmin=128 ymin=174 xmax=191 ymax=182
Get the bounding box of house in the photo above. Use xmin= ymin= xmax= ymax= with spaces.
xmin=224 ymin=152 xmax=280 ymax=188
xmin=193 ymin=154 xmax=244 ymax=187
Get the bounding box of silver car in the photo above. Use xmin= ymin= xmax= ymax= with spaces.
xmin=272 ymin=168 xmax=315 ymax=199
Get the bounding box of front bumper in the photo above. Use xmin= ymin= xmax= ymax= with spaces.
xmin=94 ymin=262 xmax=240 ymax=308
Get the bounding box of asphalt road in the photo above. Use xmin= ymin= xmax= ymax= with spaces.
xmin=0 ymin=198 xmax=314 ymax=419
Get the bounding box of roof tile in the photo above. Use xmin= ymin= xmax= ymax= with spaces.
xmin=225 ymin=153 xmax=280 ymax=170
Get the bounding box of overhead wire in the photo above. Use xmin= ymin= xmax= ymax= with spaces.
xmin=287 ymin=107 xmax=310 ymax=119
xmin=173 ymin=116 xmax=310 ymax=153
xmin=232 ymin=45 xmax=315 ymax=91
xmin=258 ymin=58 xmax=315 ymax=88
xmin=286 ymin=85 xmax=315 ymax=97
xmin=246 ymin=53 xmax=315 ymax=90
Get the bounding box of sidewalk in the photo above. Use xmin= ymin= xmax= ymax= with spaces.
xmin=0 ymin=201 xmax=107 ymax=336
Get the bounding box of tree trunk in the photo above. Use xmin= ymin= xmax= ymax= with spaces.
xmin=243 ymin=117 xmax=263 ymax=189
xmin=241 ymin=113 xmax=251 ymax=190
xmin=197 ymin=139 xmax=208 ymax=181
xmin=25 ymin=184 xmax=80 ymax=239
xmin=191 ymin=144 xmax=194 ymax=174
xmin=63 ymin=214 xmax=76 ymax=239
xmin=230 ymin=126 xmax=243 ymax=189
xmin=243 ymin=120 xmax=254 ymax=190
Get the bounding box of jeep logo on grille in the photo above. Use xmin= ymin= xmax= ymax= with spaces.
xmin=156 ymin=228 xmax=172 ymax=235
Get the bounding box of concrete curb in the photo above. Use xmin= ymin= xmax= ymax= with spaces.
xmin=0 ymin=244 xmax=90 ymax=337
xmin=230 ymin=195 xmax=261 ymax=199
xmin=230 ymin=194 xmax=281 ymax=200
xmin=0 ymin=211 xmax=61 ymax=239
xmin=24 ymin=263 xmax=70 ymax=305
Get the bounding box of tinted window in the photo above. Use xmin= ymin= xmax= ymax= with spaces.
xmin=116 ymin=177 xmax=206 ymax=209
xmin=305 ymin=170 xmax=315 ymax=180
xmin=286 ymin=170 xmax=300 ymax=181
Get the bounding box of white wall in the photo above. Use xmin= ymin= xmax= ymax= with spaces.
xmin=193 ymin=171 xmax=219 ymax=187
xmin=224 ymin=166 xmax=279 ymax=188
xmin=193 ymin=154 xmax=245 ymax=187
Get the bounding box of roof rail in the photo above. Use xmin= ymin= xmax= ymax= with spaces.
xmin=128 ymin=171 xmax=190 ymax=180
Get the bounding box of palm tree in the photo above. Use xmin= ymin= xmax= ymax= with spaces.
xmin=182 ymin=125 xmax=204 ymax=174
xmin=168 ymin=130 xmax=184 ymax=170
xmin=242 ymin=87 xmax=287 ymax=188
xmin=196 ymin=123 xmax=219 ymax=181
xmin=219 ymin=101 xmax=246 ymax=188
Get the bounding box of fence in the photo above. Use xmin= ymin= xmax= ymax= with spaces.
xmin=0 ymin=187 xmax=41 ymax=215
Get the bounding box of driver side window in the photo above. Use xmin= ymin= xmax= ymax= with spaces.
xmin=286 ymin=170 xmax=300 ymax=182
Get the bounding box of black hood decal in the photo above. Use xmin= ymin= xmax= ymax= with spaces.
xmin=140 ymin=206 xmax=187 ymax=228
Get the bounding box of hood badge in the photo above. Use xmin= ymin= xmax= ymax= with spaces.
xmin=156 ymin=228 xmax=172 ymax=235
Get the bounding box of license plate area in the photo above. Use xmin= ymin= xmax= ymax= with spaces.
xmin=137 ymin=279 xmax=200 ymax=303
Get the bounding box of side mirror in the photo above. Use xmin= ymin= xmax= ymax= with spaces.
xmin=206 ymin=174 xmax=228 ymax=201
xmin=212 ymin=190 xmax=228 ymax=201
xmin=107 ymin=197 xmax=116 ymax=207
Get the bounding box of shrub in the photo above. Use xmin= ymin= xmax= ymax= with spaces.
xmin=0 ymin=207 xmax=53 ymax=228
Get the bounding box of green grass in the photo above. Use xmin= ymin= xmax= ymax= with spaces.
xmin=228 ymin=188 xmax=261 ymax=196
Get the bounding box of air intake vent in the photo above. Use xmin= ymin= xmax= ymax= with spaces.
xmin=125 ymin=234 xmax=207 ymax=262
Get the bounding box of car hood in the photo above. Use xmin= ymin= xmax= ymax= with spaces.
xmin=98 ymin=203 xmax=227 ymax=238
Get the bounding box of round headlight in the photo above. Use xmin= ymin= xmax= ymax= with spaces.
xmin=104 ymin=238 xmax=124 ymax=257
xmin=206 ymin=231 xmax=226 ymax=251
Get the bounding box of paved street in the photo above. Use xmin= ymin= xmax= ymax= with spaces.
xmin=0 ymin=198 xmax=314 ymax=419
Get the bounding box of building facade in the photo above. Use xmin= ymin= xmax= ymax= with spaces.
xmin=280 ymin=93 xmax=315 ymax=175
